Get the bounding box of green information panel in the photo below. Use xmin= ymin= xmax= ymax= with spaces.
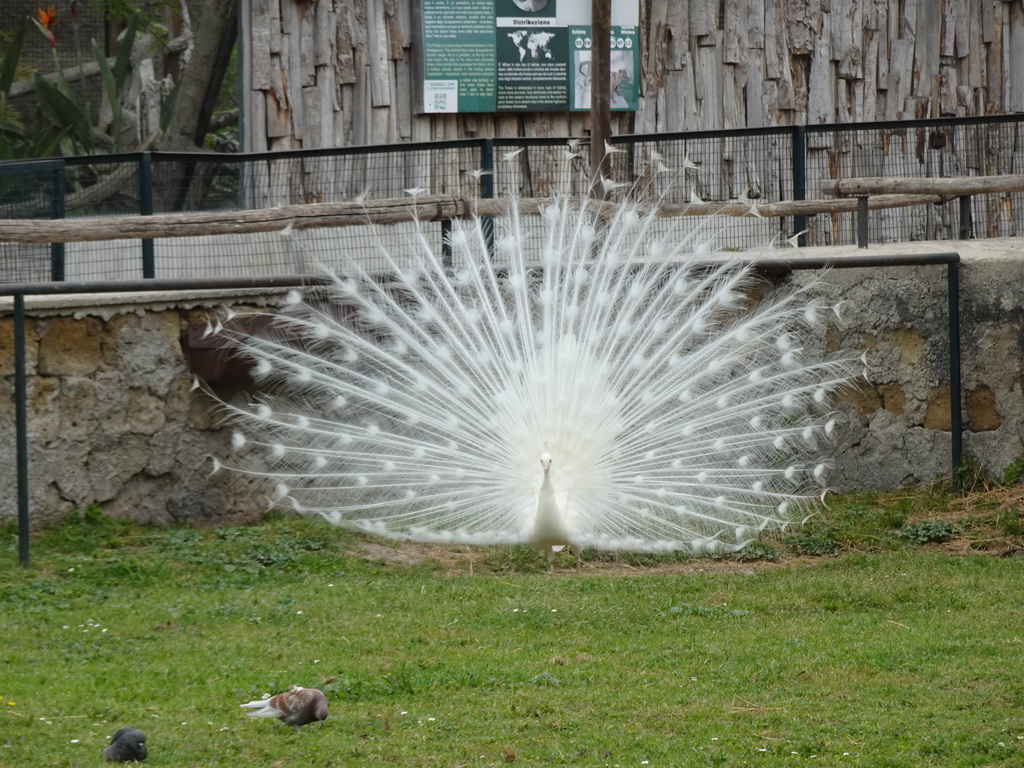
xmin=417 ymin=0 xmax=639 ymax=114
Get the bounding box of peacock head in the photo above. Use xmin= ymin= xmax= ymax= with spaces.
xmin=540 ymin=452 xmax=552 ymax=473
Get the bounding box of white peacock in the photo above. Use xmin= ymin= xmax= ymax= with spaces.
xmin=207 ymin=182 xmax=853 ymax=567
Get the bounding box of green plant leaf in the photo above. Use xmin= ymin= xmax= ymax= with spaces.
xmin=0 ymin=18 xmax=29 ymax=97
xmin=92 ymin=38 xmax=120 ymax=150
xmin=112 ymin=14 xmax=141 ymax=90
xmin=32 ymin=72 xmax=94 ymax=154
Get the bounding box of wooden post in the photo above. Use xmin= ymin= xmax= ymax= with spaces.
xmin=590 ymin=0 xmax=611 ymax=188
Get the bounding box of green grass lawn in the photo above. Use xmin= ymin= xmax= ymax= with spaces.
xmin=2 ymin=489 xmax=1024 ymax=767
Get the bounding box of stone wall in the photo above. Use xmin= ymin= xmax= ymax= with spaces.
xmin=0 ymin=291 xmax=281 ymax=529
xmin=797 ymin=239 xmax=1024 ymax=489
xmin=1 ymin=241 xmax=1023 ymax=528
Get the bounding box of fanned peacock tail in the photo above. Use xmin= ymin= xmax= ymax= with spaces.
xmin=207 ymin=189 xmax=855 ymax=555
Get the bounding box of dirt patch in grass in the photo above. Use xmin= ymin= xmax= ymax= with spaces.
xmin=348 ymin=486 xmax=1024 ymax=573
xmin=352 ymin=538 xmax=816 ymax=575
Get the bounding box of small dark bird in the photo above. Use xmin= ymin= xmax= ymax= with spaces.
xmin=102 ymin=727 xmax=147 ymax=762
xmin=240 ymin=685 xmax=328 ymax=731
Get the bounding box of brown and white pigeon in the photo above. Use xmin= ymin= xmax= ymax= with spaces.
xmin=240 ymin=685 xmax=328 ymax=731
xmin=102 ymin=727 xmax=147 ymax=762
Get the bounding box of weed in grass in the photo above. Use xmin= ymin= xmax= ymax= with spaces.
xmin=784 ymin=531 xmax=841 ymax=556
xmin=995 ymin=509 xmax=1024 ymax=538
xmin=892 ymin=519 xmax=961 ymax=544
xmin=728 ymin=540 xmax=781 ymax=562
xmin=955 ymin=451 xmax=997 ymax=493
xmin=1001 ymin=457 xmax=1024 ymax=486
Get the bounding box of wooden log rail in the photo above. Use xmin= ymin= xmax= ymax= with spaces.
xmin=0 ymin=193 xmax=949 ymax=244
xmin=825 ymin=174 xmax=1024 ymax=198
xmin=821 ymin=173 xmax=1024 ymax=247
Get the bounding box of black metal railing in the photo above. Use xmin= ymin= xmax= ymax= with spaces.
xmin=0 ymin=114 xmax=1021 ymax=282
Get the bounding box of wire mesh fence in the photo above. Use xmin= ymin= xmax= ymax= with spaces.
xmin=802 ymin=116 xmax=1024 ymax=245
xmin=0 ymin=114 xmax=1021 ymax=283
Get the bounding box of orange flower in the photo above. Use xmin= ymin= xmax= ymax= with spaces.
xmin=33 ymin=6 xmax=60 ymax=48
xmin=36 ymin=6 xmax=59 ymax=30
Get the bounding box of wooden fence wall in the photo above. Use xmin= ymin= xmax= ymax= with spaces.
xmin=240 ymin=0 xmax=1024 ymax=242
xmin=243 ymin=0 xmax=1024 ymax=151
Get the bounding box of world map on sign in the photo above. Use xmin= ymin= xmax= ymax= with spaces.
xmin=507 ymin=31 xmax=555 ymax=62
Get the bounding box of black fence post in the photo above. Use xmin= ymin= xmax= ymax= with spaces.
xmin=14 ymin=294 xmax=30 ymax=566
xmin=792 ymin=125 xmax=807 ymax=247
xmin=49 ymin=164 xmax=66 ymax=281
xmin=958 ymin=195 xmax=973 ymax=240
xmin=857 ymin=196 xmax=869 ymax=247
xmin=139 ymin=152 xmax=156 ymax=279
xmin=948 ymin=261 xmax=963 ymax=489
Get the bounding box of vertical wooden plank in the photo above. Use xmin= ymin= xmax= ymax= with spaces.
xmin=302 ymin=85 xmax=321 ymax=149
xmin=281 ymin=0 xmax=304 ymax=141
xmin=941 ymin=0 xmax=956 ymax=56
xmin=835 ymin=0 xmax=864 ymax=80
xmin=747 ymin=0 xmax=765 ymax=50
xmin=986 ymin=1 xmax=1003 ymax=112
xmin=250 ymin=0 xmax=273 ymax=90
xmin=900 ymin=0 xmax=918 ymax=41
xmin=912 ymin=0 xmax=940 ymax=101
xmin=266 ymin=57 xmax=292 ymax=137
xmin=763 ymin=0 xmax=786 ymax=79
xmin=807 ymin=10 xmax=834 ymax=125
xmin=367 ymin=0 xmax=392 ymax=107
xmin=746 ymin=50 xmax=767 ymax=127
xmin=298 ymin=0 xmax=316 ymax=86
xmin=938 ymin=68 xmax=958 ymax=115
xmin=665 ymin=0 xmax=690 ymax=70
xmin=647 ymin=0 xmax=671 ymax=92
xmin=723 ymin=0 xmax=749 ymax=64
xmin=338 ymin=84 xmax=354 ymax=147
xmin=351 ymin=49 xmax=370 ymax=147
xmin=981 ymin=0 xmax=994 ymax=44
xmin=952 ymin=0 xmax=970 ymax=58
xmin=395 ymin=55 xmax=413 ymax=140
xmin=384 ymin=0 xmax=411 ymax=59
xmin=761 ymin=78 xmax=780 ymax=124
xmin=1008 ymin=2 xmax=1024 ymax=113
xmin=337 ymin=0 xmax=357 ymax=84
xmin=250 ymin=90 xmax=269 ymax=153
xmin=314 ymin=0 xmax=336 ymax=67
xmin=862 ymin=20 xmax=879 ymax=121
xmin=664 ymin=66 xmax=698 ymax=132
xmin=789 ymin=0 xmax=816 ymax=54
xmin=694 ymin=31 xmax=724 ymax=129
xmin=723 ymin=64 xmax=747 ymax=128
xmin=966 ymin=0 xmax=982 ymax=94
xmin=690 ymin=0 xmax=716 ymax=39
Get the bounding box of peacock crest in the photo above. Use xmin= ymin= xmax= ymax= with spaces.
xmin=205 ymin=180 xmax=854 ymax=560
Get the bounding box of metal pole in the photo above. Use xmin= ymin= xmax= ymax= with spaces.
xmin=589 ymin=0 xmax=611 ymax=187
xmin=948 ymin=261 xmax=963 ymax=489
xmin=958 ymin=195 xmax=973 ymax=240
xmin=14 ymin=295 xmax=30 ymax=567
xmin=857 ymin=196 xmax=869 ymax=247
xmin=50 ymin=164 xmax=66 ymax=281
xmin=792 ymin=125 xmax=807 ymax=247
xmin=139 ymin=152 xmax=156 ymax=278
xmin=441 ymin=219 xmax=453 ymax=268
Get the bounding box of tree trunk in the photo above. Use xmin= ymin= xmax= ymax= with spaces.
xmin=158 ymin=0 xmax=238 ymax=211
